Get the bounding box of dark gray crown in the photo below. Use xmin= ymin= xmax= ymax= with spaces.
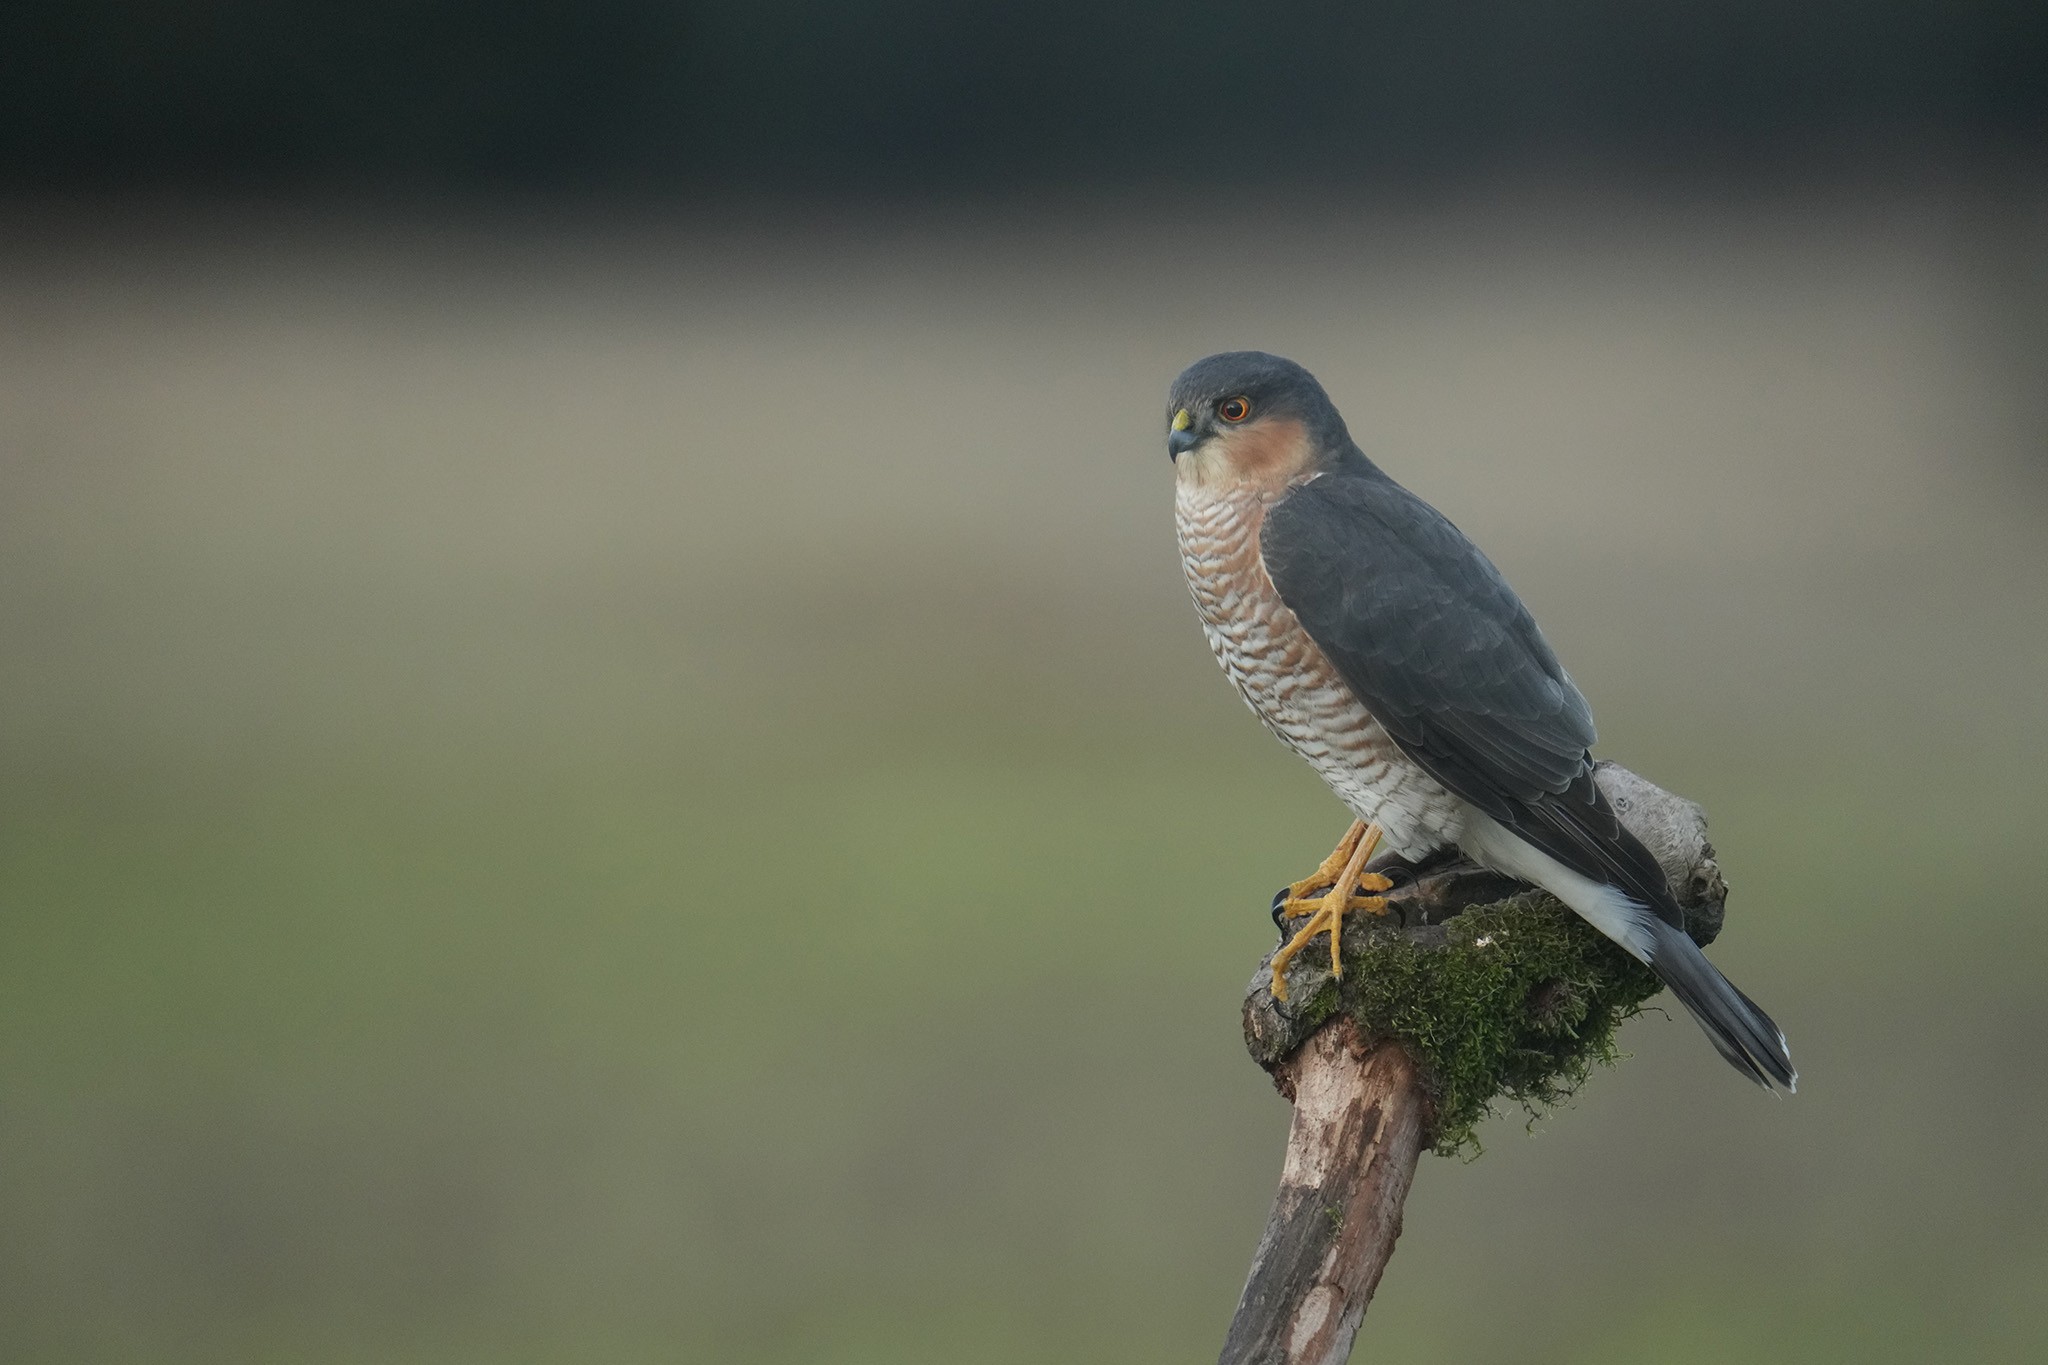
xmin=1167 ymin=351 xmax=1352 ymax=450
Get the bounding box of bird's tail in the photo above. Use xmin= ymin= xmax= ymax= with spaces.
xmin=1645 ymin=918 xmax=1796 ymax=1092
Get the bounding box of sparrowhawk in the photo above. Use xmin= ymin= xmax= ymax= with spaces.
xmin=1168 ymin=350 xmax=1795 ymax=1090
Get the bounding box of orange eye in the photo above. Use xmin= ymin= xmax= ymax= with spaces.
xmin=1217 ymin=396 xmax=1251 ymax=423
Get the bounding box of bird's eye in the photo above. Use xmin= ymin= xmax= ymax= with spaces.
xmin=1217 ymin=396 xmax=1252 ymax=423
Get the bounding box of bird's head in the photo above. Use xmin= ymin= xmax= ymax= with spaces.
xmin=1165 ymin=351 xmax=1354 ymax=489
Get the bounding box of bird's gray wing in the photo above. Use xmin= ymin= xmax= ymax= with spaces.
xmin=1262 ymin=470 xmax=1681 ymax=924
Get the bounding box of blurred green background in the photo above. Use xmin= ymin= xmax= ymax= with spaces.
xmin=4 ymin=6 xmax=2048 ymax=1364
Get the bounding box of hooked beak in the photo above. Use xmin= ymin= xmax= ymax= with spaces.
xmin=1167 ymin=409 xmax=1200 ymax=460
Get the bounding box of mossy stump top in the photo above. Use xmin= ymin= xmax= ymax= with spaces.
xmin=1241 ymin=762 xmax=1728 ymax=1155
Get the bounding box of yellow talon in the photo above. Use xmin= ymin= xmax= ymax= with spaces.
xmin=1270 ymin=822 xmax=1389 ymax=1002
xmin=1274 ymin=877 xmax=1394 ymax=922
xmin=1281 ymin=819 xmax=1368 ymax=902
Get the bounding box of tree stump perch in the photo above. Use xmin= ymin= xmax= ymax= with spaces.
xmin=1218 ymin=762 xmax=1730 ymax=1365
xmin=1217 ymin=1018 xmax=1428 ymax=1365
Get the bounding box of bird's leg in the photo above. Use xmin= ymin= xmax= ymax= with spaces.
xmin=1270 ymin=822 xmax=1391 ymax=1003
xmin=1280 ymin=819 xmax=1368 ymax=904
xmin=1274 ymin=820 xmax=1394 ymax=921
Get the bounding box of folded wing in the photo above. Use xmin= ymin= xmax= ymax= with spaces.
xmin=1261 ymin=469 xmax=1681 ymax=928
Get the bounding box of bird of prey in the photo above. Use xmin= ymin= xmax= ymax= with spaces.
xmin=1167 ymin=351 xmax=1794 ymax=1090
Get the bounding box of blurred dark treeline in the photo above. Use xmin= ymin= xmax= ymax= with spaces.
xmin=3 ymin=0 xmax=2044 ymax=194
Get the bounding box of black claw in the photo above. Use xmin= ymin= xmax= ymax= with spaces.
xmin=1271 ymin=884 xmax=1337 ymax=939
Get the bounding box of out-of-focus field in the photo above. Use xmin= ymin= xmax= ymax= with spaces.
xmin=2 ymin=180 xmax=2045 ymax=1363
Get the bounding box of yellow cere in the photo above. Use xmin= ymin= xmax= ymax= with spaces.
xmin=1172 ymin=408 xmax=1193 ymax=431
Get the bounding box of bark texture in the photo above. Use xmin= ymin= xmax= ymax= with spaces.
xmin=1218 ymin=1019 xmax=1427 ymax=1365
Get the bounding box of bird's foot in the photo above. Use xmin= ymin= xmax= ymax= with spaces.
xmin=1272 ymin=880 xmax=1395 ymax=923
xmin=1269 ymin=888 xmax=1391 ymax=1002
xmin=1272 ymin=874 xmax=1395 ymax=924
xmin=1268 ymin=821 xmax=1391 ymax=1003
xmin=1278 ymin=819 xmax=1371 ymax=905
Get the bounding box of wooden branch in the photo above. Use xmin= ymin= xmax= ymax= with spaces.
xmin=1219 ymin=761 xmax=1726 ymax=1365
xmin=1217 ymin=1017 xmax=1427 ymax=1365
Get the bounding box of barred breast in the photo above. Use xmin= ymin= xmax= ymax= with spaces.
xmin=1174 ymin=480 xmax=1464 ymax=859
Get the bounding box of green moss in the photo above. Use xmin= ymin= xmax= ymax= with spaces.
xmin=1248 ymin=892 xmax=1668 ymax=1157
